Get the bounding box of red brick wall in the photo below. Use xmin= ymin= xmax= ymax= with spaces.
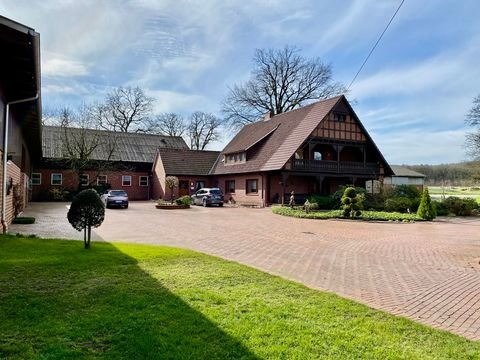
xmin=215 ymin=173 xmax=265 ymax=206
xmin=31 ymin=169 xmax=150 ymax=200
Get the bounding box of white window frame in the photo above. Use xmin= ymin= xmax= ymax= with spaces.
xmin=79 ymin=174 xmax=89 ymax=187
xmin=139 ymin=176 xmax=149 ymax=187
xmin=122 ymin=175 xmax=132 ymax=187
xmin=51 ymin=173 xmax=62 ymax=186
xmin=31 ymin=173 xmax=41 ymax=185
xmin=97 ymin=175 xmax=108 ymax=185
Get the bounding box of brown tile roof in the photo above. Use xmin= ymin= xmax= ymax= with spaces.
xmin=42 ymin=126 xmax=188 ymax=163
xmin=211 ymin=96 xmax=343 ymax=175
xmin=158 ymin=148 xmax=221 ymax=176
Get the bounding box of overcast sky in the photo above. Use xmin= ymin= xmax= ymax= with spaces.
xmin=2 ymin=0 xmax=479 ymax=164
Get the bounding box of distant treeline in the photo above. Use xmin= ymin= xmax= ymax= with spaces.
xmin=402 ymin=162 xmax=480 ymax=185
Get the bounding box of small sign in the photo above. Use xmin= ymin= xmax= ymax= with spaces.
xmin=365 ymin=180 xmax=381 ymax=194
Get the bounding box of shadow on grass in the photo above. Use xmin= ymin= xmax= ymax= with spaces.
xmin=0 ymin=235 xmax=258 ymax=359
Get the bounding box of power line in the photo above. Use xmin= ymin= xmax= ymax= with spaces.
xmin=347 ymin=0 xmax=406 ymax=90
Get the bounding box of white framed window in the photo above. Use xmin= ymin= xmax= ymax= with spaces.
xmin=97 ymin=175 xmax=107 ymax=185
xmin=79 ymin=174 xmax=89 ymax=187
xmin=51 ymin=173 xmax=62 ymax=186
xmin=122 ymin=175 xmax=132 ymax=186
xmin=31 ymin=173 xmax=41 ymax=185
xmin=139 ymin=176 xmax=149 ymax=186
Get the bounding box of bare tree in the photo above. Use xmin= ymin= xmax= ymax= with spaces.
xmin=187 ymin=111 xmax=222 ymax=150
xmin=222 ymin=45 xmax=346 ymax=127
xmin=53 ymin=105 xmax=118 ymax=191
xmin=153 ymin=113 xmax=186 ymax=136
xmin=95 ymin=86 xmax=154 ymax=132
xmin=466 ymin=94 xmax=480 ymax=159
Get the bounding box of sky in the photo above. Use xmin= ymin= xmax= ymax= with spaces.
xmin=2 ymin=0 xmax=479 ymax=165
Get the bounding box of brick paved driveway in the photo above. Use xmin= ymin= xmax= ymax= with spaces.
xmin=12 ymin=202 xmax=480 ymax=340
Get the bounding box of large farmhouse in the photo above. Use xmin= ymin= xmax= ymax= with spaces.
xmin=31 ymin=95 xmax=398 ymax=206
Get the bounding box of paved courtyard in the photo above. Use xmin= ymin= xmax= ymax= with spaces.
xmin=10 ymin=201 xmax=480 ymax=341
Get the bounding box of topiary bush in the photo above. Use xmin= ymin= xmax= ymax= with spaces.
xmin=341 ymin=187 xmax=362 ymax=218
xmin=417 ymin=187 xmax=436 ymax=220
xmin=12 ymin=216 xmax=35 ymax=224
xmin=333 ymin=185 xmax=366 ymax=209
xmin=67 ymin=189 xmax=105 ymax=249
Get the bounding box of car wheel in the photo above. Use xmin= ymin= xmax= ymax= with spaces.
xmin=203 ymin=198 xmax=207 ymax=207
xmin=124 ymin=204 xmax=128 ymax=209
xmin=219 ymin=203 xmax=223 ymax=207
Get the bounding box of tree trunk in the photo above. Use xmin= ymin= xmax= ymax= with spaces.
xmin=84 ymin=227 xmax=88 ymax=249
xmin=87 ymin=225 xmax=91 ymax=248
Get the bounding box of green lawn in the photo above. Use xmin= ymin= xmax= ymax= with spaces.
xmin=1 ymin=235 xmax=479 ymax=359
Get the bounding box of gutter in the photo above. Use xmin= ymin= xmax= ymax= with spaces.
xmin=2 ymin=94 xmax=39 ymax=233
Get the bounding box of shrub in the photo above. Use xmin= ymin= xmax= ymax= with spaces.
xmin=391 ymin=185 xmax=421 ymax=200
xmin=443 ymin=197 xmax=478 ymax=216
xmin=49 ymin=187 xmax=70 ymax=201
xmin=67 ymin=189 xmax=105 ymax=249
xmin=432 ymin=200 xmax=449 ymax=216
xmin=385 ymin=197 xmax=412 ymax=213
xmin=417 ymin=187 xmax=436 ymax=220
xmin=307 ymin=195 xmax=335 ymax=209
xmin=12 ymin=184 xmax=24 ymax=218
xmin=364 ymin=193 xmax=386 ymax=211
xmin=341 ymin=187 xmax=362 ymax=218
xmin=11 ymin=216 xmax=35 ymax=224
xmin=175 ymin=195 xmax=192 ymax=206
xmin=332 ymin=185 xmax=366 ymax=209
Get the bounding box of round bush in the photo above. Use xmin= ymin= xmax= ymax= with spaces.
xmin=344 ymin=187 xmax=357 ymax=198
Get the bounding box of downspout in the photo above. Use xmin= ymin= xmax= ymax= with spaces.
xmin=2 ymin=94 xmax=39 ymax=233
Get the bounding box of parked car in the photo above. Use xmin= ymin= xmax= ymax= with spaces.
xmin=101 ymin=190 xmax=129 ymax=209
xmin=191 ymin=188 xmax=224 ymax=207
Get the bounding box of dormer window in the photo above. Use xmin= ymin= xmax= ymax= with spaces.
xmin=224 ymin=151 xmax=246 ymax=165
xmin=334 ymin=113 xmax=346 ymax=122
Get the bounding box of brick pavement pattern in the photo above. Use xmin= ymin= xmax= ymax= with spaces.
xmin=12 ymin=202 xmax=480 ymax=340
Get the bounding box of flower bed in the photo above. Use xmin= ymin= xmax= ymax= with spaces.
xmin=155 ymin=203 xmax=190 ymax=210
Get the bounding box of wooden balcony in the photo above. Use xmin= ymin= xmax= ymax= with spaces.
xmin=290 ymin=159 xmax=378 ymax=175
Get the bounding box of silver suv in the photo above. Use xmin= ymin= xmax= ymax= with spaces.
xmin=191 ymin=188 xmax=224 ymax=207
xmin=101 ymin=190 xmax=129 ymax=209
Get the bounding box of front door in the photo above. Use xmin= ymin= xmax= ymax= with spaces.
xmin=179 ymin=181 xmax=189 ymax=197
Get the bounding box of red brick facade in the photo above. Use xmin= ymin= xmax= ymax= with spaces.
xmin=31 ymin=169 xmax=151 ymax=201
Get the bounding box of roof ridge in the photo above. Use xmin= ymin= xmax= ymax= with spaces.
xmin=44 ymin=125 xmax=184 ymax=139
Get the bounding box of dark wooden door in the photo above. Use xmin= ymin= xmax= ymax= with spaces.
xmin=179 ymin=181 xmax=189 ymax=197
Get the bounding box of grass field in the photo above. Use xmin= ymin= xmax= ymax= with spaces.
xmin=429 ymin=186 xmax=480 ymax=197
xmin=1 ymin=235 xmax=479 ymax=359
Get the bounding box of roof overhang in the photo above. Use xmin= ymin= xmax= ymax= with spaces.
xmin=0 ymin=16 xmax=42 ymax=158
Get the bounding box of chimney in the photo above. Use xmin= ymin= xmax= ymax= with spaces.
xmin=263 ymin=110 xmax=274 ymax=121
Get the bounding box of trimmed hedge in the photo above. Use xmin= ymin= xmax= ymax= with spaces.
xmin=12 ymin=217 xmax=36 ymax=224
xmin=272 ymin=206 xmax=422 ymax=222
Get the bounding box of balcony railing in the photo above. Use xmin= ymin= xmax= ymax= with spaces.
xmin=291 ymin=159 xmax=377 ymax=174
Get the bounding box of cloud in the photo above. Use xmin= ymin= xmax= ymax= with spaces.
xmin=42 ymin=57 xmax=88 ymax=77
xmin=376 ymin=128 xmax=469 ymax=164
